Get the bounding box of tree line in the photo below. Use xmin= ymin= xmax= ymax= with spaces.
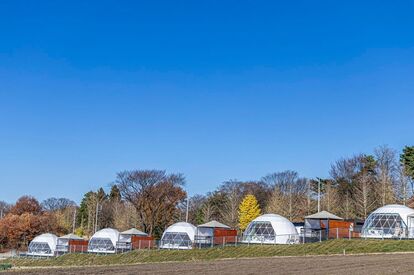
xmin=0 ymin=145 xmax=413 ymax=249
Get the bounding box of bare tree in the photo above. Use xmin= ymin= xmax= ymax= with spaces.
xmin=117 ymin=170 xmax=186 ymax=237
xmin=330 ymin=156 xmax=360 ymax=219
xmin=374 ymin=145 xmax=397 ymax=206
xmin=42 ymin=198 xmax=76 ymax=212
xmin=0 ymin=201 xmax=11 ymax=218
xmin=220 ymin=181 xmax=242 ymax=228
xmin=201 ymin=199 xmax=215 ymax=222
xmin=395 ymin=164 xmax=411 ymax=206
xmin=263 ymin=171 xmax=307 ymax=221
xmin=351 ymin=155 xmax=377 ymax=220
xmin=310 ymin=178 xmax=339 ymax=214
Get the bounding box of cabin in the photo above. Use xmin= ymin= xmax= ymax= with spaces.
xmin=116 ymin=228 xmax=154 ymax=250
xmin=56 ymin=233 xmax=88 ymax=254
xmin=195 ymin=220 xmax=237 ymax=246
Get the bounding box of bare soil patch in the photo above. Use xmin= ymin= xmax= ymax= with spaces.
xmin=6 ymin=253 xmax=414 ymax=275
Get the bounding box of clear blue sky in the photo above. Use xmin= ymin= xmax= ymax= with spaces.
xmin=1 ymin=1 xmax=414 ymax=203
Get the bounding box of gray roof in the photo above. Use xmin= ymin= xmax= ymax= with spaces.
xmin=305 ymin=211 xmax=343 ymax=220
xmin=59 ymin=233 xmax=84 ymax=240
xmin=198 ymin=220 xmax=231 ymax=229
xmin=120 ymin=228 xmax=148 ymax=236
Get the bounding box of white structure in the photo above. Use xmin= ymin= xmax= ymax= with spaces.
xmin=88 ymin=228 xmax=120 ymax=253
xmin=119 ymin=228 xmax=148 ymax=242
xmin=242 ymin=214 xmax=299 ymax=244
xmin=195 ymin=220 xmax=231 ymax=245
xmin=117 ymin=228 xmax=148 ymax=250
xmin=56 ymin=233 xmax=84 ymax=253
xmin=27 ymin=233 xmax=58 ymax=257
xmin=362 ymin=204 xmax=414 ymax=239
xmin=160 ymin=222 xmax=197 ymax=249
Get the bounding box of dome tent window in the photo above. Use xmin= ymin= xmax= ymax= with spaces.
xmin=160 ymin=222 xmax=196 ymax=250
xmin=88 ymin=228 xmax=120 ymax=253
xmin=242 ymin=214 xmax=299 ymax=244
xmin=362 ymin=205 xmax=414 ymax=239
xmin=162 ymin=232 xmax=191 ymax=247
xmin=244 ymin=221 xmax=276 ymax=242
xmin=28 ymin=242 xmax=52 ymax=255
xmin=27 ymin=233 xmax=58 ymax=257
xmin=363 ymin=214 xmax=405 ymax=236
xmin=88 ymin=238 xmax=115 ymax=251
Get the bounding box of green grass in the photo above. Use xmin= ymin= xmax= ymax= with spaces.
xmin=0 ymin=263 xmax=12 ymax=271
xmin=7 ymin=239 xmax=414 ymax=268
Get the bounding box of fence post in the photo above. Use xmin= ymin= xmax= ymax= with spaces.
xmin=349 ymin=229 xmax=351 ymax=240
xmin=319 ymin=230 xmax=322 ymax=242
xmin=302 ymin=229 xmax=305 ymax=244
xmin=337 ymin=228 xmax=339 ymax=239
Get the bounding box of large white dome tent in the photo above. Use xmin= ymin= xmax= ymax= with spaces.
xmin=362 ymin=204 xmax=414 ymax=239
xmin=27 ymin=233 xmax=58 ymax=257
xmin=242 ymin=214 xmax=299 ymax=244
xmin=88 ymin=228 xmax=120 ymax=253
xmin=160 ymin=222 xmax=197 ymax=249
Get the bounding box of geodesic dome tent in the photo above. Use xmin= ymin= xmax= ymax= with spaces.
xmin=88 ymin=228 xmax=120 ymax=253
xmin=361 ymin=204 xmax=414 ymax=239
xmin=160 ymin=222 xmax=197 ymax=249
xmin=27 ymin=233 xmax=58 ymax=257
xmin=242 ymin=214 xmax=299 ymax=244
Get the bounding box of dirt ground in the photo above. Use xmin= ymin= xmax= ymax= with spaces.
xmin=6 ymin=253 xmax=414 ymax=275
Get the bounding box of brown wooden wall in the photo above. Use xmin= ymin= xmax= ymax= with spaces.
xmin=68 ymin=239 xmax=89 ymax=252
xmin=213 ymin=228 xmax=238 ymax=244
xmin=131 ymin=236 xmax=155 ymax=249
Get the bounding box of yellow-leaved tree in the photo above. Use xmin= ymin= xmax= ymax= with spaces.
xmin=238 ymin=194 xmax=261 ymax=231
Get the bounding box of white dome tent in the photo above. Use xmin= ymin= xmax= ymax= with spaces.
xmin=242 ymin=214 xmax=299 ymax=244
xmin=362 ymin=204 xmax=414 ymax=239
xmin=27 ymin=233 xmax=58 ymax=257
xmin=88 ymin=228 xmax=120 ymax=253
xmin=160 ymin=222 xmax=197 ymax=249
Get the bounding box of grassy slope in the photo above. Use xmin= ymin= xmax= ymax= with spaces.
xmin=7 ymin=239 xmax=414 ymax=267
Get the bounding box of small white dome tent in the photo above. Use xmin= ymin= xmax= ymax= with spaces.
xmin=362 ymin=204 xmax=414 ymax=239
xmin=88 ymin=228 xmax=120 ymax=253
xmin=27 ymin=233 xmax=58 ymax=257
xmin=160 ymin=222 xmax=197 ymax=249
xmin=242 ymin=214 xmax=299 ymax=244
